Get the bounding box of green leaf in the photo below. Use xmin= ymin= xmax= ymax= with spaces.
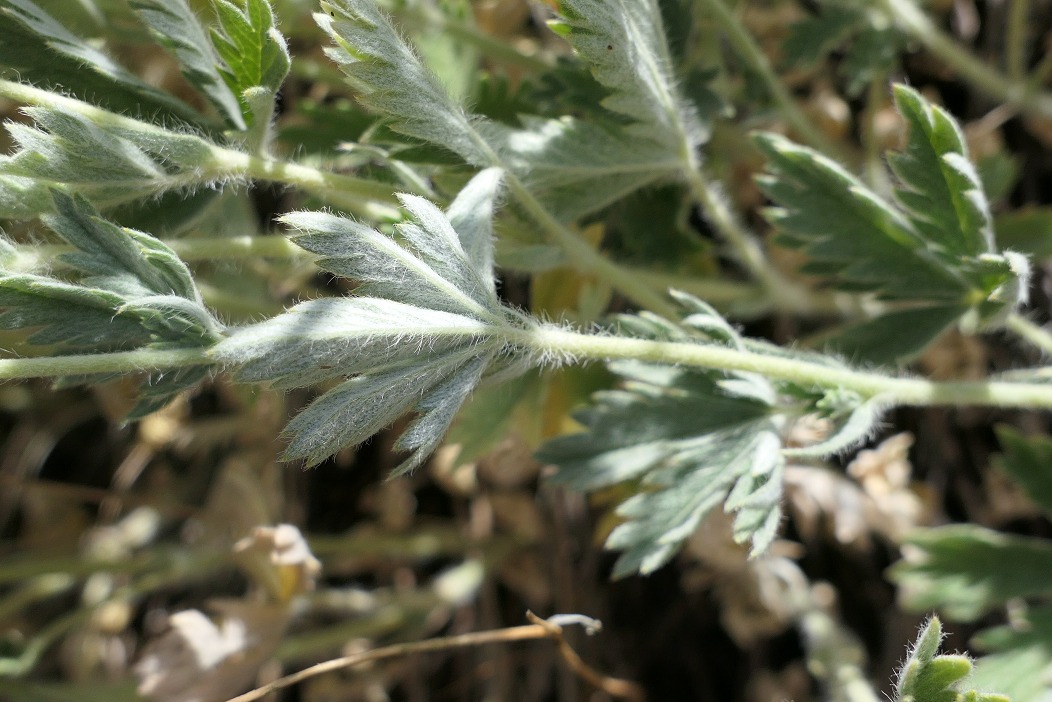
xmin=889 ymin=525 xmax=1052 ymax=621
xmin=538 ymin=298 xmax=785 ymax=577
xmin=213 ymin=172 xmax=526 ymax=470
xmin=993 ymin=426 xmax=1052 ymax=519
xmin=756 ymin=84 xmax=1030 ymax=364
xmin=0 ymin=193 xmax=220 ymax=412
xmin=0 ymin=0 xmax=207 ymax=125
xmin=129 ymin=0 xmax=247 ymax=130
xmin=0 ymin=105 xmax=218 ymax=219
xmin=489 ymin=117 xmax=679 ymax=222
xmin=781 ymin=6 xmax=860 ymax=68
xmin=552 ymin=0 xmax=703 ymax=150
xmin=970 ymin=604 xmax=1052 ymax=702
xmin=995 ymin=208 xmax=1052 ymax=259
xmin=317 ymin=0 xmax=489 ymax=165
xmin=210 ymin=0 xmax=291 ymax=126
xmin=896 ymin=617 xmax=974 ymax=702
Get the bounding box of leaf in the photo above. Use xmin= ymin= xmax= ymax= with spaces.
xmin=213 ymin=173 xmax=525 ymax=469
xmin=996 ymin=207 xmax=1052 ymax=259
xmin=129 ymin=0 xmax=246 ymax=130
xmin=756 ymin=84 xmax=1030 ymax=364
xmin=993 ymin=426 xmax=1052 ymax=519
xmin=895 ymin=617 xmax=978 ymax=702
xmin=538 ymin=298 xmax=787 ymax=577
xmin=488 ymin=116 xmax=679 ymax=222
xmin=210 ymin=0 xmax=291 ymax=126
xmin=0 ymin=105 xmax=218 ymax=219
xmin=317 ymin=0 xmax=489 ymax=164
xmin=889 ymin=524 xmax=1052 ymax=621
xmin=970 ymin=604 xmax=1052 ymax=702
xmin=550 ymin=0 xmax=703 ymax=150
xmin=781 ymin=6 xmax=860 ymax=69
xmin=0 ymin=193 xmax=221 ymax=412
xmin=0 ymin=0 xmax=206 ymax=125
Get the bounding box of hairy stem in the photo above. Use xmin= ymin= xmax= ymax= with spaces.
xmin=518 ymin=325 xmax=1052 ymax=409
xmin=879 ymin=0 xmax=1052 ymax=116
xmin=0 ymin=348 xmax=214 ymax=380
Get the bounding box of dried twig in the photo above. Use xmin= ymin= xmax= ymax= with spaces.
xmin=225 ymin=612 xmax=646 ymax=702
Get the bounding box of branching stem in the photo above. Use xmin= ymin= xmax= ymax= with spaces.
xmin=1005 ymin=312 xmax=1052 ymax=356
xmin=0 ymin=348 xmax=213 ymax=380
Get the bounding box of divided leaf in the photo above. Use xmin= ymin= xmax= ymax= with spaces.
xmin=756 ymin=84 xmax=1030 ymax=364
xmin=0 ymin=193 xmax=221 ymax=416
xmin=549 ymin=0 xmax=703 ymax=151
xmin=212 ymin=170 xmax=521 ymax=472
xmin=538 ymin=299 xmax=785 ymax=577
xmin=0 ymin=104 xmax=219 ymax=219
xmin=129 ymin=0 xmax=246 ymax=130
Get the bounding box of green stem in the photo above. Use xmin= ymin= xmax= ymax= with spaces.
xmin=504 ymin=179 xmax=682 ymax=319
xmin=1005 ymin=312 xmax=1052 ymax=356
xmin=880 ymin=0 xmax=1052 ymax=116
xmin=519 ymin=325 xmax=1052 ymax=409
xmin=0 ymin=347 xmax=213 ymax=380
xmin=1006 ymin=0 xmax=1032 ymax=81
xmin=680 ymin=166 xmax=813 ymax=313
xmin=697 ymin=0 xmax=844 ymax=160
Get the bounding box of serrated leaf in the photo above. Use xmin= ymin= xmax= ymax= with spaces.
xmin=553 ymin=0 xmax=702 ymax=150
xmin=213 ymin=296 xmax=491 ymax=388
xmin=212 ymin=0 xmax=289 ymax=93
xmin=889 ymin=524 xmax=1052 ymax=621
xmin=317 ymin=0 xmax=489 ymax=164
xmin=890 ymin=84 xmax=994 ymax=257
xmin=215 ymin=178 xmax=524 ymax=468
xmin=210 ymin=0 xmax=290 ymax=127
xmin=0 ymin=194 xmax=220 ymax=413
xmin=489 ymin=116 xmax=679 ymax=222
xmin=993 ymin=426 xmax=1052 ymax=519
xmin=539 ymin=321 xmax=785 ymax=576
xmin=0 ymin=0 xmax=206 ymax=125
xmin=970 ymin=605 xmax=1052 ymax=702
xmin=129 ymin=0 xmax=246 ymax=130
xmin=756 ymin=84 xmax=1030 ymax=364
xmin=0 ymin=274 xmax=148 ymax=350
xmin=0 ymin=105 xmax=218 ymax=219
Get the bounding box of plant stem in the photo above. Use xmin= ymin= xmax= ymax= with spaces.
xmin=680 ymin=166 xmax=813 ymax=313
xmin=0 ymin=348 xmax=213 ymax=380
xmin=1006 ymin=0 xmax=1032 ymax=81
xmin=503 ymin=180 xmax=682 ymax=319
xmin=879 ymin=0 xmax=1052 ymax=116
xmin=1005 ymin=312 xmax=1052 ymax=356
xmin=520 ymin=325 xmax=1052 ymax=410
xmin=697 ymin=0 xmax=844 ymax=160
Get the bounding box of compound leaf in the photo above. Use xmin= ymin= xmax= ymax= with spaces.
xmin=0 ymin=104 xmax=218 ymax=219
xmin=539 ymin=299 xmax=785 ymax=577
xmin=756 ymin=84 xmax=1030 ymax=364
xmin=129 ymin=0 xmax=246 ymax=130
xmin=213 ymin=173 xmax=523 ymax=470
